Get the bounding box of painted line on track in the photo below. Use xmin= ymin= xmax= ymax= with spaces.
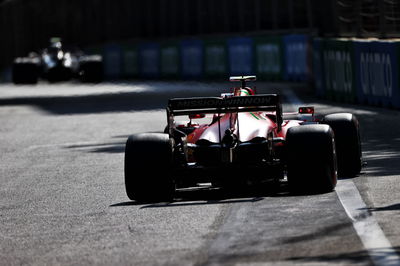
xmin=336 ymin=180 xmax=400 ymax=266
xmin=283 ymin=89 xmax=400 ymax=266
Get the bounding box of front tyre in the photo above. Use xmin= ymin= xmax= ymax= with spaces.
xmin=125 ymin=133 xmax=175 ymax=202
xmin=286 ymin=124 xmax=338 ymax=194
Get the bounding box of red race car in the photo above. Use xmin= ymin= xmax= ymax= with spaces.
xmin=124 ymin=76 xmax=362 ymax=201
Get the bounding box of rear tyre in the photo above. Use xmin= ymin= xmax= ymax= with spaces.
xmin=323 ymin=113 xmax=362 ymax=177
xmin=124 ymin=133 xmax=175 ymax=202
xmin=79 ymin=55 xmax=104 ymax=83
xmin=12 ymin=59 xmax=39 ymax=84
xmin=286 ymin=125 xmax=337 ymax=194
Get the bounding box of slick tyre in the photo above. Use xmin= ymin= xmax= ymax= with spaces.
xmin=286 ymin=125 xmax=338 ymax=194
xmin=323 ymin=113 xmax=362 ymax=177
xmin=79 ymin=56 xmax=103 ymax=83
xmin=124 ymin=133 xmax=175 ymax=202
xmin=12 ymin=60 xmax=39 ymax=84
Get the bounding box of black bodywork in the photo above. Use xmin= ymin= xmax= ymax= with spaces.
xmin=12 ymin=39 xmax=103 ymax=84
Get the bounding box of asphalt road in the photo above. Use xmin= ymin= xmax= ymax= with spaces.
xmin=1 ymin=81 xmax=400 ymax=265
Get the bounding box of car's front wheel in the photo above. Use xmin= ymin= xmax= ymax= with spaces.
xmin=125 ymin=133 xmax=175 ymax=202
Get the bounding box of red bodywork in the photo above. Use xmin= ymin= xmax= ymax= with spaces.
xmin=185 ymin=88 xmax=302 ymax=150
xmin=166 ymin=84 xmax=316 ymax=184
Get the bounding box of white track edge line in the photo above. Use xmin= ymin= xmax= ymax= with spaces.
xmin=284 ymin=89 xmax=400 ymax=266
xmin=336 ymin=180 xmax=400 ymax=266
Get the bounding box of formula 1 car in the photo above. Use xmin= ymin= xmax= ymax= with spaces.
xmin=12 ymin=38 xmax=103 ymax=84
xmin=124 ymin=76 xmax=362 ymax=201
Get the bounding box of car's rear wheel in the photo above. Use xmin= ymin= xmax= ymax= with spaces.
xmin=12 ymin=60 xmax=39 ymax=84
xmin=125 ymin=133 xmax=175 ymax=202
xmin=323 ymin=113 xmax=362 ymax=177
xmin=79 ymin=56 xmax=104 ymax=83
xmin=286 ymin=124 xmax=337 ymax=194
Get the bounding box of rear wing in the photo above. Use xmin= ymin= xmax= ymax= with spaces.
xmin=167 ymin=94 xmax=283 ymax=131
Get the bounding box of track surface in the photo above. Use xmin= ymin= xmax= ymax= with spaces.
xmin=1 ymin=81 xmax=400 ymax=265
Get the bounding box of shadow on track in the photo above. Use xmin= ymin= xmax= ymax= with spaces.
xmin=0 ymin=81 xmax=299 ymax=115
xmin=64 ymin=141 xmax=126 ymax=153
xmin=111 ymin=197 xmax=264 ymax=209
xmin=110 ymin=185 xmax=270 ymax=209
xmin=0 ymin=81 xmax=234 ymax=115
xmin=362 ymin=203 xmax=400 ymax=213
xmin=282 ymin=222 xmax=351 ymax=244
xmin=287 ymin=247 xmax=400 ymax=265
xmin=109 ymin=181 xmax=336 ymax=209
xmin=0 ymin=91 xmax=178 ymax=115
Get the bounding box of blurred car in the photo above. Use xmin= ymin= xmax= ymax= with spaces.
xmin=124 ymin=76 xmax=362 ymax=202
xmin=12 ymin=38 xmax=103 ymax=84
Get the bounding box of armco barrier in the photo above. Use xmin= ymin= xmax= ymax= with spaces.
xmin=283 ymin=34 xmax=311 ymax=81
xmin=139 ymin=42 xmax=160 ymax=79
xmin=322 ymin=39 xmax=356 ymax=103
xmin=103 ymin=43 xmax=122 ymax=79
xmin=204 ymin=39 xmax=228 ymax=78
xmin=227 ymin=37 xmax=253 ymax=76
xmin=122 ymin=44 xmax=138 ymax=79
xmin=312 ymin=38 xmax=325 ymax=97
xmin=354 ymin=40 xmax=400 ymax=108
xmin=181 ymin=39 xmax=203 ymax=79
xmin=160 ymin=41 xmax=180 ymax=79
xmin=254 ymin=36 xmax=283 ymax=81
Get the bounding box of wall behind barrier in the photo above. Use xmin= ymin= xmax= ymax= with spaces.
xmin=283 ymin=34 xmax=311 ymax=81
xmin=254 ymin=36 xmax=284 ymax=81
xmin=160 ymin=41 xmax=180 ymax=79
xmin=323 ymin=39 xmax=355 ymax=103
xmin=313 ymin=38 xmax=400 ymax=108
xmin=312 ymin=38 xmax=325 ymax=98
xmin=103 ymin=44 xmax=122 ymax=80
xmin=354 ymin=40 xmax=400 ymax=108
xmin=94 ymin=34 xmax=313 ymax=82
xmin=204 ymin=38 xmax=228 ymax=79
xmin=139 ymin=42 xmax=160 ymax=79
xmin=227 ymin=37 xmax=254 ymax=76
xmin=122 ymin=43 xmax=138 ymax=79
xmin=90 ymin=34 xmax=400 ymax=110
xmin=181 ymin=39 xmax=203 ymax=79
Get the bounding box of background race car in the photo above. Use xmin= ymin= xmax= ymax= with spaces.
xmin=12 ymin=38 xmax=103 ymax=84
